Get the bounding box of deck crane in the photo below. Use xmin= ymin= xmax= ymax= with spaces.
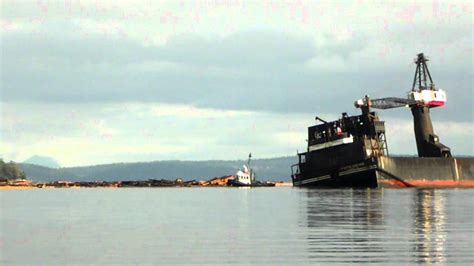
xmin=354 ymin=53 xmax=451 ymax=158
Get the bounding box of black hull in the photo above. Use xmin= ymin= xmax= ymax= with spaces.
xmin=292 ymin=156 xmax=474 ymax=188
xmin=293 ymin=170 xmax=378 ymax=188
xmin=292 ymin=157 xmax=378 ymax=188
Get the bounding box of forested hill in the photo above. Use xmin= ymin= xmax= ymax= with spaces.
xmin=1 ymin=159 xmax=27 ymax=180
xmin=20 ymin=156 xmax=297 ymax=182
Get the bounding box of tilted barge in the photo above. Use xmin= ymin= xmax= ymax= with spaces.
xmin=291 ymin=53 xmax=474 ymax=188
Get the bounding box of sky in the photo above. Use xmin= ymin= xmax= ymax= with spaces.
xmin=1 ymin=0 xmax=472 ymax=167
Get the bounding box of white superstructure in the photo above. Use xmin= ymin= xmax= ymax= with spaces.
xmin=408 ymin=89 xmax=446 ymax=107
xmin=308 ymin=136 xmax=354 ymax=152
xmin=234 ymin=153 xmax=256 ymax=185
xmin=235 ymin=165 xmax=255 ymax=185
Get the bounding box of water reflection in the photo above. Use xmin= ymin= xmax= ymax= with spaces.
xmin=303 ymin=189 xmax=386 ymax=263
xmin=412 ymin=189 xmax=446 ymax=264
xmin=301 ymin=188 xmax=449 ymax=264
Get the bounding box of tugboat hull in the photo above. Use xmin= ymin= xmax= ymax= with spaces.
xmin=230 ymin=180 xmax=276 ymax=187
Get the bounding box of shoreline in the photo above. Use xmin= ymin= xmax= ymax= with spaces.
xmin=1 ymin=180 xmax=293 ymax=189
xmin=0 ymin=184 xmax=293 ymax=190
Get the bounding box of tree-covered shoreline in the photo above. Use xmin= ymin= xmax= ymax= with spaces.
xmin=1 ymin=159 xmax=27 ymax=180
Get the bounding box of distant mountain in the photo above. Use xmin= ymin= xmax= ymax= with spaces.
xmin=20 ymin=156 xmax=297 ymax=182
xmin=23 ymin=155 xmax=61 ymax=168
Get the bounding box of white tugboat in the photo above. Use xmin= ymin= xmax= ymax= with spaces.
xmin=230 ymin=153 xmax=275 ymax=187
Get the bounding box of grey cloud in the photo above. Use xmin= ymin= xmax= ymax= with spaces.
xmin=161 ymin=31 xmax=315 ymax=67
xmin=1 ymin=23 xmax=472 ymax=122
xmin=319 ymin=33 xmax=368 ymax=59
xmin=2 ymin=29 xmax=316 ymax=66
xmin=385 ymin=20 xmax=472 ymax=46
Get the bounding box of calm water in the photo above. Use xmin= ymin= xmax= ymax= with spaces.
xmin=1 ymin=188 xmax=473 ymax=265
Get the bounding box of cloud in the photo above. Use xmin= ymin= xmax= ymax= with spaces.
xmin=1 ymin=1 xmax=472 ymax=165
xmin=89 ymin=119 xmax=120 ymax=139
xmin=2 ymin=20 xmax=471 ymax=121
xmin=0 ymin=102 xmax=314 ymax=165
xmin=150 ymin=104 xmax=254 ymax=119
xmin=2 ymin=101 xmax=472 ymax=166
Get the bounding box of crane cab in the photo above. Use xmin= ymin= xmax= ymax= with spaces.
xmin=408 ymin=89 xmax=446 ymax=107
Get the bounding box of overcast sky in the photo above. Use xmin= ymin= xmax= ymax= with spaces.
xmin=1 ymin=0 xmax=472 ymax=167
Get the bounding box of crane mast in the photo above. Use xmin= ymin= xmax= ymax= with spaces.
xmin=410 ymin=53 xmax=451 ymax=157
xmin=412 ymin=53 xmax=435 ymax=91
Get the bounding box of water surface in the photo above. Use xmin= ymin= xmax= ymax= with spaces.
xmin=1 ymin=188 xmax=473 ymax=264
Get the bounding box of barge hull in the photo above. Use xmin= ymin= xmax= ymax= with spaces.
xmin=376 ymin=156 xmax=474 ymax=188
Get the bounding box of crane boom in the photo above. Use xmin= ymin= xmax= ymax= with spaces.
xmin=355 ymin=97 xmax=416 ymax=110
